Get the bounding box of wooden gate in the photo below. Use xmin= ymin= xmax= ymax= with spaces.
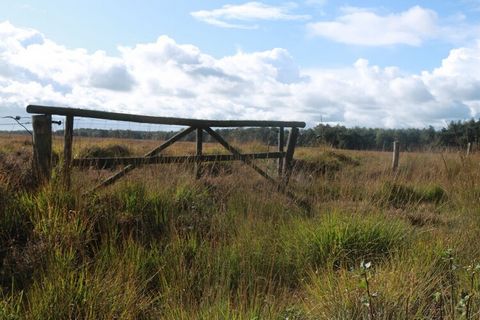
xmin=27 ymin=105 xmax=305 ymax=196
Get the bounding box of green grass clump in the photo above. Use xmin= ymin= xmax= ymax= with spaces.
xmin=291 ymin=213 xmax=411 ymax=270
xmin=422 ymin=184 xmax=447 ymax=204
xmin=376 ymin=182 xmax=447 ymax=208
xmin=0 ymin=292 xmax=22 ymax=320
xmin=24 ymin=242 xmax=157 ymax=319
xmin=84 ymin=183 xmax=173 ymax=247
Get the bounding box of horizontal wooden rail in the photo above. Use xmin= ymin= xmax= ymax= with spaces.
xmin=26 ymin=105 xmax=306 ymax=128
xmin=73 ymin=152 xmax=285 ymax=168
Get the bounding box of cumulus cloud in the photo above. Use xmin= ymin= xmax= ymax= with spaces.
xmin=0 ymin=21 xmax=480 ymax=128
xmin=89 ymin=63 xmax=135 ymax=92
xmin=307 ymin=6 xmax=439 ymax=46
xmin=191 ymin=2 xmax=310 ymax=29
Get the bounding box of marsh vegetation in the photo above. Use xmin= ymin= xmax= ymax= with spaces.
xmin=0 ymin=134 xmax=479 ymax=319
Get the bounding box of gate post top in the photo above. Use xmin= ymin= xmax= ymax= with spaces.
xmin=32 ymin=114 xmax=52 ymax=134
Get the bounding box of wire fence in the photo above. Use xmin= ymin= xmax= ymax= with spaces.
xmin=1 ymin=116 xmax=33 ymax=135
xmin=0 ymin=116 xmax=183 ymax=136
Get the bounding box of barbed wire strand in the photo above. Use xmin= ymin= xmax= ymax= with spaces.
xmin=1 ymin=116 xmax=32 ymax=135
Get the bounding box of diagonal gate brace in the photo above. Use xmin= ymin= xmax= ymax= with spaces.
xmin=93 ymin=126 xmax=195 ymax=190
xmin=204 ymin=127 xmax=309 ymax=210
xmin=204 ymin=127 xmax=276 ymax=183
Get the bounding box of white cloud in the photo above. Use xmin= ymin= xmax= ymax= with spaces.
xmin=1 ymin=21 xmax=480 ymax=128
xmin=308 ymin=6 xmax=439 ymax=46
xmin=191 ymin=2 xmax=310 ymax=29
xmin=89 ymin=63 xmax=135 ymax=92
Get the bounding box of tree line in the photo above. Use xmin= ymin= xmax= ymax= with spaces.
xmin=306 ymin=119 xmax=479 ymax=150
xmin=40 ymin=118 xmax=480 ymax=151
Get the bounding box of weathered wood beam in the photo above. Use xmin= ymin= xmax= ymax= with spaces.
xmin=73 ymin=152 xmax=285 ymax=168
xmin=32 ymin=115 xmax=52 ymax=183
xmin=195 ymin=128 xmax=203 ymax=179
xmin=392 ymin=140 xmax=400 ymax=171
xmin=27 ymin=105 xmax=306 ymax=128
xmin=278 ymin=126 xmax=284 ymax=178
xmin=284 ymin=127 xmax=299 ymax=185
xmin=63 ymin=115 xmax=74 ymax=189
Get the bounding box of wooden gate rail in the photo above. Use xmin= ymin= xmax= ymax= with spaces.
xmin=73 ymin=152 xmax=285 ymax=168
xmin=26 ymin=105 xmax=305 ymax=128
xmin=26 ymin=105 xmax=305 ymax=197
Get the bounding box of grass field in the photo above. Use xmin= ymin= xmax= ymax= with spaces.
xmin=1 ymin=133 xmax=480 ymax=319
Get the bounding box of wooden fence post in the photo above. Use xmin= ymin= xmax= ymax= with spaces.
xmin=32 ymin=114 xmax=52 ymax=183
xmin=195 ymin=128 xmax=203 ymax=179
xmin=392 ymin=140 xmax=400 ymax=171
xmin=467 ymin=142 xmax=472 ymax=156
xmin=284 ymin=127 xmax=299 ymax=185
xmin=278 ymin=127 xmax=284 ymax=178
xmin=63 ymin=115 xmax=74 ymax=189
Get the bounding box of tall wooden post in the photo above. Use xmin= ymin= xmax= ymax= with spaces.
xmin=392 ymin=140 xmax=400 ymax=171
xmin=278 ymin=126 xmax=284 ymax=178
xmin=32 ymin=114 xmax=52 ymax=183
xmin=63 ymin=115 xmax=74 ymax=189
xmin=467 ymin=142 xmax=472 ymax=156
xmin=195 ymin=128 xmax=203 ymax=179
xmin=284 ymin=127 xmax=299 ymax=185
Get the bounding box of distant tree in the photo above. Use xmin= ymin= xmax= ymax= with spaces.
xmin=48 ymin=118 xmax=480 ymax=151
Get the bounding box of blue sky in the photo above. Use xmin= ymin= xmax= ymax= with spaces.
xmin=1 ymin=1 xmax=480 ymax=128
xmin=3 ymin=0 xmax=479 ymax=71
